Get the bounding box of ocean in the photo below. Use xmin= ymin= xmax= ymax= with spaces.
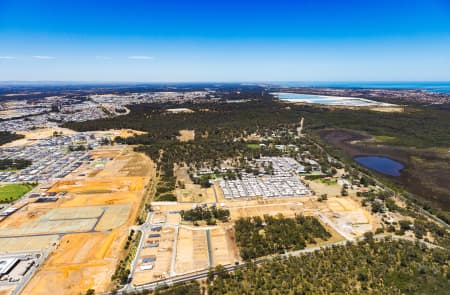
xmin=276 ymin=82 xmax=450 ymax=94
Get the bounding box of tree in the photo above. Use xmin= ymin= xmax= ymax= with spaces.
xmin=318 ymin=194 xmax=328 ymax=202
xmin=371 ymin=201 xmax=384 ymax=213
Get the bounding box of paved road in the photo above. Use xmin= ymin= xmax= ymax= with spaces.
xmin=123 ymin=211 xmax=153 ymax=292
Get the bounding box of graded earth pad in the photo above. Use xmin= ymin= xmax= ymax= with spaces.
xmin=0 ymin=235 xmax=59 ymax=252
xmin=175 ymin=227 xmax=209 ymax=274
xmin=95 ymin=204 xmax=132 ymax=231
xmin=210 ymin=226 xmax=239 ymax=266
xmin=21 ymin=231 xmax=122 ymax=295
xmin=229 ymin=201 xmax=304 ymax=220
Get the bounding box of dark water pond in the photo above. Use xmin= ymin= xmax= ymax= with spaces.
xmin=354 ymin=156 xmax=404 ymax=176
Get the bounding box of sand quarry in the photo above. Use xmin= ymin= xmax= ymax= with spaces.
xmin=0 ymin=145 xmax=154 ymax=295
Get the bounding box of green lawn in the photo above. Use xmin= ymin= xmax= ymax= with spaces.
xmin=246 ymin=143 xmax=261 ymax=150
xmin=375 ymin=135 xmax=397 ymax=143
xmin=319 ymin=178 xmax=337 ymax=186
xmin=0 ymin=183 xmax=35 ymax=203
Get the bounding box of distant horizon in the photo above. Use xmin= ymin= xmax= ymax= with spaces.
xmin=1 ymin=80 xmax=450 ymax=85
xmin=1 ymin=80 xmax=450 ymax=83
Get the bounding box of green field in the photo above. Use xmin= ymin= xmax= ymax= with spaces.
xmin=246 ymin=143 xmax=261 ymax=150
xmin=319 ymin=178 xmax=337 ymax=186
xmin=375 ymin=135 xmax=397 ymax=143
xmin=0 ymin=183 xmax=35 ymax=203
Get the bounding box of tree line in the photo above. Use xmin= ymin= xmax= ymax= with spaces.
xmin=0 ymin=158 xmax=31 ymax=171
xmin=0 ymin=131 xmax=24 ymax=146
xmin=234 ymin=214 xmax=331 ymax=260
xmin=207 ymin=238 xmax=449 ymax=294
xmin=181 ymin=206 xmax=230 ymax=225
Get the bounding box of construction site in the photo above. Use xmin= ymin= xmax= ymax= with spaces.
xmin=0 ymin=144 xmax=154 ymax=295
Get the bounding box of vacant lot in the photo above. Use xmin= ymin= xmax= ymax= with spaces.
xmin=177 ymin=129 xmax=195 ymax=142
xmin=174 ymin=165 xmax=216 ymax=203
xmin=210 ymin=226 xmax=239 ymax=266
xmin=22 ymin=231 xmax=122 ymax=295
xmin=0 ymin=285 xmax=15 ymax=295
xmin=175 ymin=227 xmax=209 ymax=274
xmin=0 ymin=235 xmax=59 ymax=252
xmin=229 ymin=202 xmax=304 ymax=220
xmin=0 ymin=183 xmax=34 ymax=203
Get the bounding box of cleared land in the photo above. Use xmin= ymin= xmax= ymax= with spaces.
xmin=136 ymin=174 xmax=374 ymax=285
xmin=175 ymin=227 xmax=209 ymax=274
xmin=210 ymin=226 xmax=239 ymax=266
xmin=174 ymin=165 xmax=216 ymax=203
xmin=22 ymin=232 xmax=121 ymax=295
xmin=0 ymin=146 xmax=156 ymax=295
xmin=0 ymin=235 xmax=59 ymax=252
xmin=177 ymin=129 xmax=195 ymax=142
xmin=0 ymin=127 xmax=76 ymax=148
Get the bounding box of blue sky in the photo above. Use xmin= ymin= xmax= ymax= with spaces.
xmin=0 ymin=0 xmax=449 ymax=82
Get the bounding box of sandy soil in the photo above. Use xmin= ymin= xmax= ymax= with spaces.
xmin=1 ymin=127 xmax=76 ymax=147
xmin=0 ymin=235 xmax=59 ymax=252
xmin=0 ymin=285 xmax=15 ymax=295
xmin=210 ymin=226 xmax=239 ymax=266
xmin=177 ymin=129 xmax=195 ymax=142
xmin=174 ymin=165 xmax=216 ymax=203
xmin=368 ymin=106 xmax=404 ymax=112
xmin=22 ymin=231 xmax=123 ymax=295
xmin=166 ymin=213 xmax=181 ymax=224
xmin=305 ymin=178 xmax=342 ymax=197
xmin=175 ymin=228 xmax=209 ymax=274
xmin=229 ymin=201 xmax=304 ymax=220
